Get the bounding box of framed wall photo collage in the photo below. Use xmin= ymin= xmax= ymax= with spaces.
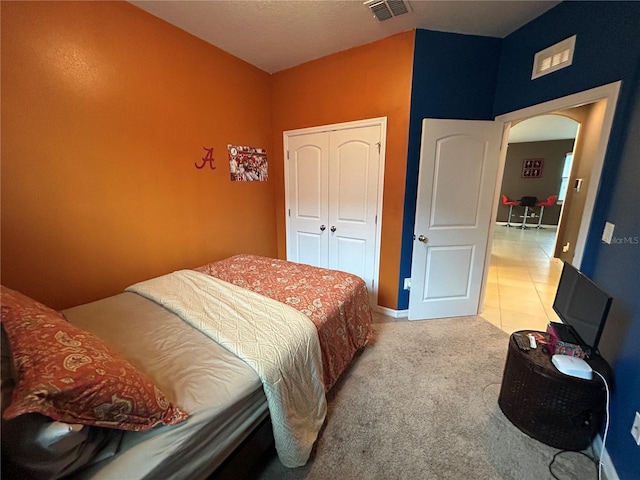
xmin=522 ymin=158 xmax=544 ymax=178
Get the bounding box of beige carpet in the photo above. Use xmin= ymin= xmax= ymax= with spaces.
xmin=223 ymin=317 xmax=598 ymax=479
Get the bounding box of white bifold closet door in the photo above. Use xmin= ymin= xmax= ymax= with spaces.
xmin=286 ymin=124 xmax=381 ymax=291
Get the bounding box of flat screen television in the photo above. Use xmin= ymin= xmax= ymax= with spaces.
xmin=552 ymin=261 xmax=613 ymax=353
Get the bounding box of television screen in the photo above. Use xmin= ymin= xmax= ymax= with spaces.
xmin=552 ymin=262 xmax=613 ymax=351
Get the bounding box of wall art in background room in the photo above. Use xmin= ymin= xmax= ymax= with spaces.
xmin=522 ymin=158 xmax=544 ymax=178
xmin=228 ymin=145 xmax=268 ymax=182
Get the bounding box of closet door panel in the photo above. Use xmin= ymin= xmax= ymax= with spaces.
xmin=286 ymin=133 xmax=329 ymax=267
xmin=328 ymin=126 xmax=380 ymax=286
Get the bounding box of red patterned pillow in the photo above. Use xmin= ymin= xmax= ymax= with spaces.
xmin=0 ymin=286 xmax=189 ymax=431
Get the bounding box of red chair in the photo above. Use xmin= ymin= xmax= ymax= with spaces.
xmin=535 ymin=195 xmax=558 ymax=228
xmin=501 ymin=195 xmax=519 ymax=227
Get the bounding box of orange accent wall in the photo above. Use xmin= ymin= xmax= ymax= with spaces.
xmin=270 ymin=32 xmax=415 ymax=309
xmin=1 ymin=2 xmax=276 ymax=309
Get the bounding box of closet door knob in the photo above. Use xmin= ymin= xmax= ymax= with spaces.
xmin=418 ymin=235 xmax=428 ymax=243
xmin=330 ymin=226 xmax=336 ymax=232
xmin=320 ymin=225 xmax=326 ymax=231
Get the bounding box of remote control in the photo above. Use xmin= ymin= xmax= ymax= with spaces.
xmin=514 ymin=334 xmax=530 ymax=351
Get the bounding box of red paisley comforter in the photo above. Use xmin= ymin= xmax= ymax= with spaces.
xmin=195 ymin=255 xmax=373 ymax=391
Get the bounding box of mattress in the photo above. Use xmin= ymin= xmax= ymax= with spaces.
xmin=63 ymin=292 xmax=267 ymax=480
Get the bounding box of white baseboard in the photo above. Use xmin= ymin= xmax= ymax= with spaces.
xmin=375 ymin=305 xmax=408 ymax=318
xmin=593 ymin=434 xmax=619 ymax=480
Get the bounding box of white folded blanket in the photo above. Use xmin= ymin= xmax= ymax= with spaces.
xmin=127 ymin=270 xmax=326 ymax=468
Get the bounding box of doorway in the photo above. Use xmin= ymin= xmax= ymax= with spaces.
xmin=479 ymin=82 xmax=621 ymax=335
xmin=498 ymin=114 xmax=579 ymax=248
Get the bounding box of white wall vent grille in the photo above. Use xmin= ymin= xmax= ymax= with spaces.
xmin=532 ymin=35 xmax=576 ymax=79
xmin=364 ymin=0 xmax=410 ymax=22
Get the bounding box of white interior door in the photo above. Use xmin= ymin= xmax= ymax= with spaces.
xmin=409 ymin=119 xmax=502 ymax=320
xmin=286 ymin=132 xmax=329 ymax=267
xmin=328 ymin=126 xmax=380 ymax=286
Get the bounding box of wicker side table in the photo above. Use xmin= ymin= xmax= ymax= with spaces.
xmin=498 ymin=330 xmax=610 ymax=450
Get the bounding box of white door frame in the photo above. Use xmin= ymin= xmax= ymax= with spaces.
xmin=481 ymin=81 xmax=621 ymax=306
xmin=283 ymin=116 xmax=387 ymax=305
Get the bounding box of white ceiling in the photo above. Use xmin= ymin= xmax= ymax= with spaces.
xmin=509 ymin=115 xmax=579 ymax=143
xmin=130 ymin=0 xmax=561 ymax=74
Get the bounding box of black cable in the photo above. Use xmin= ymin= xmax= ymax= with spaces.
xmin=548 ymin=449 xmax=598 ymax=480
xmin=593 ymin=370 xmax=611 ymax=480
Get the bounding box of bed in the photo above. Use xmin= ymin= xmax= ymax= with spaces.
xmin=195 ymin=254 xmax=373 ymax=391
xmin=1 ymin=255 xmax=373 ymax=479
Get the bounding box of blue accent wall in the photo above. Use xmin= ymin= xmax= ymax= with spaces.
xmin=403 ymin=3 xmax=640 ymax=476
xmin=494 ymin=1 xmax=640 ymax=117
xmin=494 ymin=3 xmax=640 ymax=478
xmin=398 ymin=30 xmax=501 ymax=308
xmin=592 ymin=78 xmax=640 ymax=480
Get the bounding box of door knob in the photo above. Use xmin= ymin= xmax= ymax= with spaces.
xmin=418 ymin=235 xmax=428 ymax=243
xmin=320 ymin=225 xmax=326 ymax=231
xmin=330 ymin=226 xmax=336 ymax=233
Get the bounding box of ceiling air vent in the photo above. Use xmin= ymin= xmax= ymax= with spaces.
xmin=364 ymin=0 xmax=410 ymax=22
xmin=532 ymin=35 xmax=576 ymax=79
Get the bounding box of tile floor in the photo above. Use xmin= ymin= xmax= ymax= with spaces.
xmin=373 ymin=224 xmax=564 ymax=336
xmin=480 ymin=224 xmax=563 ymax=334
